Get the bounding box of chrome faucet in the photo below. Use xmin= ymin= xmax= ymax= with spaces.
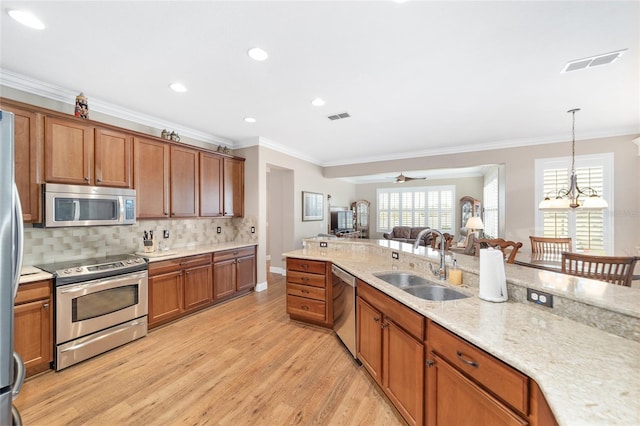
xmin=413 ymin=229 xmax=447 ymax=280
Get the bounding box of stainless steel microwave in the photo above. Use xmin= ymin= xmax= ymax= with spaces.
xmin=43 ymin=183 xmax=136 ymax=227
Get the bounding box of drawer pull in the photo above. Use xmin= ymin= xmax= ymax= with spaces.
xmin=426 ymin=359 xmax=434 ymax=368
xmin=373 ymin=317 xmax=380 ymax=323
xmin=381 ymin=322 xmax=388 ymax=329
xmin=301 ymin=289 xmax=309 ymax=294
xmin=301 ymin=305 xmax=309 ymax=311
xmin=301 ymin=277 xmax=309 ymax=282
xmin=456 ymin=350 xmax=479 ymax=368
xmin=43 ymin=303 xmax=49 ymax=309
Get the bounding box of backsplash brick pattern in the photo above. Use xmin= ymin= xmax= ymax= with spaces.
xmin=23 ymin=216 xmax=257 ymax=266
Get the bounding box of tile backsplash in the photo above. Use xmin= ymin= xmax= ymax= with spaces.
xmin=23 ymin=216 xmax=258 ymax=266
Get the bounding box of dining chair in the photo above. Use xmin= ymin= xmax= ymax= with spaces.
xmin=431 ymin=232 xmax=454 ymax=251
xmin=474 ymin=238 xmax=523 ymax=264
xmin=529 ymin=236 xmax=572 ymax=254
xmin=561 ymin=252 xmax=638 ymax=287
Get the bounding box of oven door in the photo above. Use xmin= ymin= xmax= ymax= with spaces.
xmin=56 ymin=271 xmax=148 ymax=344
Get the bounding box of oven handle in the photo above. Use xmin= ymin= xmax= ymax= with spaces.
xmin=59 ymin=319 xmax=146 ymax=353
xmin=58 ymin=271 xmax=148 ymax=294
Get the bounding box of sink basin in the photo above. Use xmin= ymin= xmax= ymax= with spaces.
xmin=373 ymin=272 xmax=469 ymax=301
xmin=373 ymin=272 xmax=430 ymax=288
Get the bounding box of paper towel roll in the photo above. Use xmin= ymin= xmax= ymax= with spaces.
xmin=478 ymin=248 xmax=508 ymax=302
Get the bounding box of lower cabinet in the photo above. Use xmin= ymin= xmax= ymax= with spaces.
xmin=357 ymin=280 xmax=425 ymax=426
xmin=14 ymin=280 xmax=52 ymax=377
xmin=148 ymin=253 xmax=212 ymax=328
xmin=213 ymin=246 xmax=256 ymax=301
xmin=285 ymin=258 xmax=332 ymax=328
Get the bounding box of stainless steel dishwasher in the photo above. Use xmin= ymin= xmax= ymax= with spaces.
xmin=331 ymin=265 xmax=357 ymax=358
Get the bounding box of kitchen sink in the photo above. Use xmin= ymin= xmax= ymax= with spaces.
xmin=373 ymin=272 xmax=469 ymax=301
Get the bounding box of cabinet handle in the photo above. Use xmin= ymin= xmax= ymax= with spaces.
xmin=97 ymin=178 xmax=102 ymax=183
xmin=426 ymin=359 xmax=434 ymax=368
xmin=301 ymin=305 xmax=309 ymax=311
xmin=381 ymin=322 xmax=388 ymax=329
xmin=84 ymin=177 xmax=90 ymax=182
xmin=301 ymin=277 xmax=308 ymax=282
xmin=373 ymin=317 xmax=380 ymax=323
xmin=43 ymin=303 xmax=49 ymax=309
xmin=301 ymin=289 xmax=309 ymax=294
xmin=456 ymin=351 xmax=479 ymax=368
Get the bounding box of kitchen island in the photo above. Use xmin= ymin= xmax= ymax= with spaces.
xmin=284 ymin=238 xmax=640 ymax=426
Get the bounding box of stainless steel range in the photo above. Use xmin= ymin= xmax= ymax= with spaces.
xmin=37 ymin=255 xmax=148 ymax=371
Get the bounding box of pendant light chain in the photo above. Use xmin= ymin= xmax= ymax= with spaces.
xmin=569 ymin=108 xmax=579 ymax=175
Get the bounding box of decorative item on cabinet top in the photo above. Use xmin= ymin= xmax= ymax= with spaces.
xmin=161 ymin=129 xmax=180 ymax=142
xmin=74 ymin=92 xmax=89 ymax=118
xmin=216 ymin=145 xmax=231 ymax=154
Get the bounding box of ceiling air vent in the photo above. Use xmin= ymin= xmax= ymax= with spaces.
xmin=561 ymin=49 xmax=627 ymax=73
xmin=328 ymin=112 xmax=351 ymax=121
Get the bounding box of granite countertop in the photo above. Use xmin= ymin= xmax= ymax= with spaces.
xmin=137 ymin=242 xmax=256 ymax=262
xmin=19 ymin=265 xmax=53 ymax=284
xmin=284 ymin=240 xmax=640 ymax=426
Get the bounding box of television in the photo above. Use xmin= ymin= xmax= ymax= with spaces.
xmin=331 ymin=210 xmax=353 ymax=233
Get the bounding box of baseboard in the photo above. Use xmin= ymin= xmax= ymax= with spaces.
xmin=255 ymin=281 xmax=268 ymax=292
xmin=270 ymin=266 xmax=286 ymax=276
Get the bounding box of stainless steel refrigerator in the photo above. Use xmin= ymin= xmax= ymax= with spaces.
xmin=1 ymin=110 xmax=25 ymax=425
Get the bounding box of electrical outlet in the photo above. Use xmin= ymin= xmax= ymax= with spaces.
xmin=216 ymin=226 xmax=221 ymax=234
xmin=527 ymin=288 xmax=553 ymax=308
xmin=392 ymin=252 xmax=399 ymax=260
xmin=163 ymin=230 xmax=170 ymax=239
xmin=320 ymin=241 xmax=328 ymax=248
xmin=251 ymin=226 xmax=256 ymax=233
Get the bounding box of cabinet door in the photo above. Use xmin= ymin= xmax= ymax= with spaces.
xmin=94 ymin=127 xmax=132 ymax=188
xmin=223 ymin=157 xmax=244 ymax=217
xmin=4 ymin=105 xmax=43 ymax=222
xmin=427 ymin=354 xmax=528 ymax=426
xmin=213 ymin=258 xmax=236 ymax=300
xmin=171 ymin=145 xmax=200 ymax=217
xmin=44 ymin=116 xmax=94 ymax=185
xmin=149 ymin=270 xmax=184 ymax=327
xmin=184 ymin=264 xmax=213 ymax=311
xmin=236 ymin=254 xmax=256 ymax=292
xmin=14 ymin=299 xmax=52 ymax=376
xmin=200 ymin=152 xmax=223 ymax=217
xmin=356 ymin=297 xmax=383 ymax=385
xmin=384 ymin=320 xmax=424 ymax=426
xmin=134 ymin=137 xmax=170 ymax=219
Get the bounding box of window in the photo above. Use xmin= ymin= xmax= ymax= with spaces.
xmin=483 ymin=173 xmax=499 ymax=238
xmin=535 ymin=154 xmax=613 ymax=254
xmin=377 ymin=186 xmax=455 ymax=233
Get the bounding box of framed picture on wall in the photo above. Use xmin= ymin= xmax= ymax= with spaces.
xmin=302 ymin=191 xmax=324 ymax=221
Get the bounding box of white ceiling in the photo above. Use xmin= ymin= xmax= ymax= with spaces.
xmin=1 ymin=1 xmax=638 ymax=175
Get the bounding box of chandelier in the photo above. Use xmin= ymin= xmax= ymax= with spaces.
xmin=538 ymin=108 xmax=608 ymax=210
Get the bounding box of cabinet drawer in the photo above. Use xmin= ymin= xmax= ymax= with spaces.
xmin=287 ymin=283 xmax=326 ymax=301
xmin=358 ymin=280 xmax=424 ymax=341
xmin=287 ymin=270 xmax=326 ymax=288
xmin=16 ymin=280 xmax=51 ymax=305
xmin=149 ymin=253 xmax=211 ymax=275
xmin=213 ymin=246 xmax=255 ymax=262
xmin=286 ymin=258 xmax=326 ymax=275
xmin=286 ymin=295 xmax=326 ymax=322
xmin=429 ymin=322 xmax=528 ymax=414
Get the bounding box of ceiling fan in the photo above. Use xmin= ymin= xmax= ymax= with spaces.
xmin=394 ymin=173 xmax=426 ymax=184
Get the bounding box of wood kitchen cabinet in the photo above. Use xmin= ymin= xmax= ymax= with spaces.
xmin=213 ymin=246 xmax=256 ymax=301
xmin=222 ymin=157 xmax=244 ymax=217
xmin=148 ymin=253 xmax=212 ymax=328
xmin=200 ymin=151 xmax=223 ymax=217
xmin=357 ymin=280 xmax=424 ymax=426
xmin=134 ymin=137 xmax=170 ymax=219
xmin=44 ymin=116 xmax=132 ymax=187
xmin=170 ymin=145 xmax=200 ymax=217
xmin=1 ymin=102 xmax=43 ymax=223
xmin=285 ymin=258 xmax=332 ymax=328
xmin=426 ymin=321 xmax=529 ymax=425
xmin=14 ymin=280 xmax=52 ymax=377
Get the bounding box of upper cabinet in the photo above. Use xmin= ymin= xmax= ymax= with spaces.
xmin=134 ymin=137 xmax=170 ymax=219
xmin=1 ymin=103 xmax=43 ymax=223
xmin=44 ymin=116 xmax=132 ymax=188
xmin=223 ymin=157 xmax=244 ymax=218
xmin=170 ymin=145 xmax=200 ymax=218
xmin=200 ymin=152 xmax=223 ymax=217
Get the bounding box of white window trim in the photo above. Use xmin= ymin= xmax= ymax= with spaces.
xmin=376 ymin=185 xmax=456 ymax=233
xmin=534 ymin=153 xmax=614 ymax=254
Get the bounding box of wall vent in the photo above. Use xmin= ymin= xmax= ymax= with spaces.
xmin=328 ymin=112 xmax=351 ymax=121
xmin=561 ymin=49 xmax=627 ymax=73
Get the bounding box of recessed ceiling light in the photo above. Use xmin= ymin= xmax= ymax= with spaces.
xmin=169 ymin=82 xmax=187 ymax=93
xmin=311 ymin=98 xmax=325 ymax=107
xmin=247 ymin=47 xmax=268 ymax=61
xmin=244 ymin=117 xmax=256 ymax=123
xmin=8 ymin=9 xmax=45 ymax=30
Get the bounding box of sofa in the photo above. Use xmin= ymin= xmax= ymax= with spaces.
xmin=382 ymin=226 xmax=433 ymax=246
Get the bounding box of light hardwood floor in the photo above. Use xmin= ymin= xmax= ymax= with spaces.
xmin=15 ymin=273 xmax=405 ymax=425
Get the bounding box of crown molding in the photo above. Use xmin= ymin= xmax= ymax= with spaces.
xmin=0 ymin=68 xmax=233 ymax=147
